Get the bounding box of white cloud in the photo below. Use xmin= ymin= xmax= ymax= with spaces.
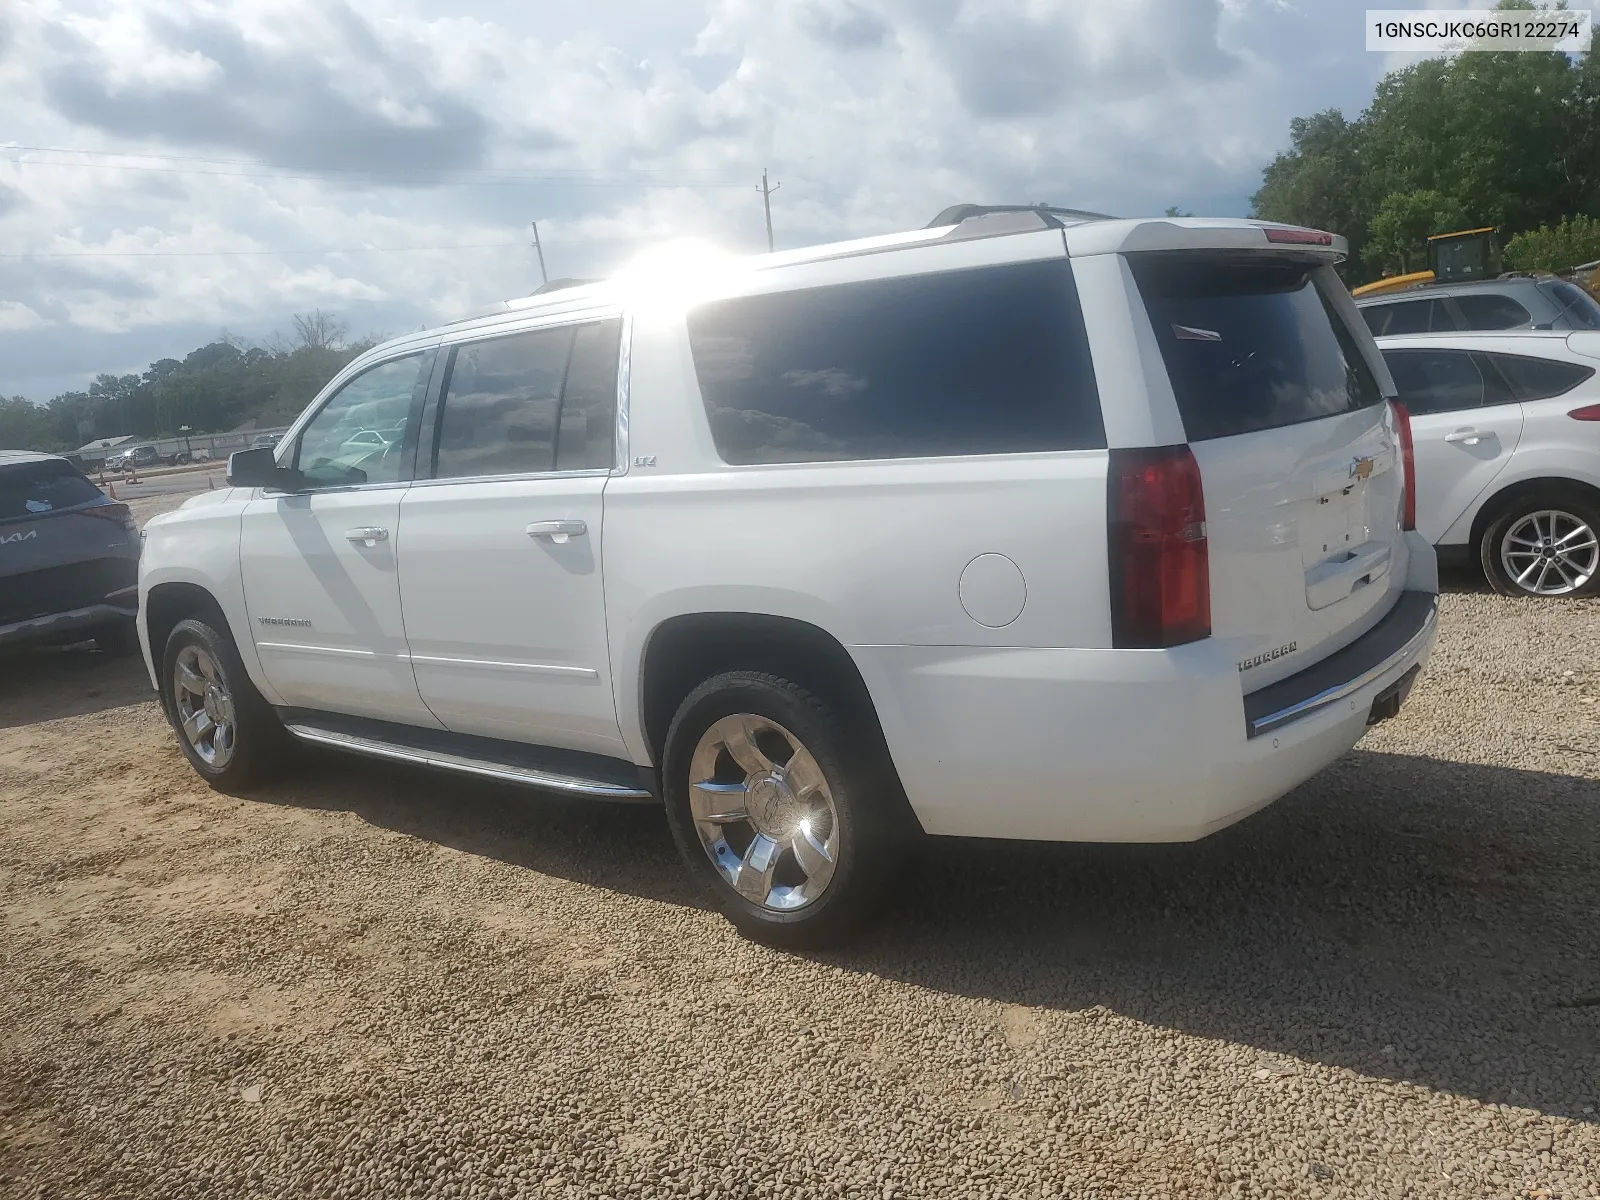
xmin=0 ymin=0 xmax=1393 ymax=400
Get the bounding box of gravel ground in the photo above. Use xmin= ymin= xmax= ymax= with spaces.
xmin=2 ymin=535 xmax=1597 ymax=1198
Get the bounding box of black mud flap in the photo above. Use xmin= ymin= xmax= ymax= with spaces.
xmin=1367 ymin=665 xmax=1421 ymax=727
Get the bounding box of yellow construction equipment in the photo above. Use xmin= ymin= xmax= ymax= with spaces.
xmin=1352 ymin=226 xmax=1501 ymax=298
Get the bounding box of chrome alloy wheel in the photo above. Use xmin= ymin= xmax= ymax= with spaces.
xmin=1500 ymin=509 xmax=1599 ymax=596
xmin=688 ymin=714 xmax=841 ymax=911
xmin=172 ymin=644 xmax=237 ymax=768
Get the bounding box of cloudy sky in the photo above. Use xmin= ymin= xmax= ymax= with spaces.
xmin=3 ymin=0 xmax=1406 ymax=403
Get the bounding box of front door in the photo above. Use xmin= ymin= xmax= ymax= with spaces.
xmin=397 ymin=316 xmax=627 ymax=756
xmin=239 ymin=350 xmax=442 ymax=726
xmin=1385 ymin=347 xmax=1525 ymax=544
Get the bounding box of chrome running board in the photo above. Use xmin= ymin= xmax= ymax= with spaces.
xmin=283 ymin=722 xmax=655 ymax=802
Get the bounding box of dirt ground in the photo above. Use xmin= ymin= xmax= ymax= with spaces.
xmin=2 ymin=506 xmax=1597 ymax=1198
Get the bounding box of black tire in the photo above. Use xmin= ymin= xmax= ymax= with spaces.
xmin=94 ymin=620 xmax=139 ymax=657
xmin=1479 ymin=489 xmax=1600 ymax=599
xmin=661 ymin=671 xmax=906 ymax=949
xmin=160 ymin=616 xmax=287 ymax=792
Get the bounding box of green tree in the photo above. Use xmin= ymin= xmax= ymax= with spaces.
xmin=1252 ymin=110 xmax=1370 ymax=270
xmin=1503 ymin=214 xmax=1600 ymax=271
xmin=0 ymin=396 xmax=59 ymax=452
xmin=1366 ymin=190 xmax=1470 ymax=275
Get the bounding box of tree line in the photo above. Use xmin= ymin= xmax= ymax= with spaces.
xmin=0 ymin=312 xmax=380 ymax=455
xmin=1252 ymin=1 xmax=1600 ymax=283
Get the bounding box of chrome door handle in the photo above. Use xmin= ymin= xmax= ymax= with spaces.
xmin=345 ymin=527 xmax=389 ymax=546
xmin=1444 ymin=428 xmax=1484 ymax=446
xmin=525 ymin=520 xmax=587 ymax=544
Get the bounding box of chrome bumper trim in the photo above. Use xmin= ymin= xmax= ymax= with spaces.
xmin=1246 ymin=592 xmax=1439 ymax=738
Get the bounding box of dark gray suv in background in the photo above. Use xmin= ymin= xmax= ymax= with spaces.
xmin=1358 ymin=276 xmax=1600 ymax=336
xmin=0 ymin=451 xmax=141 ymax=654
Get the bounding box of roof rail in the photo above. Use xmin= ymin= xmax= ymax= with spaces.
xmin=926 ymin=203 xmax=1115 ymax=230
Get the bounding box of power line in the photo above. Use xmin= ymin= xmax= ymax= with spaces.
xmin=0 ymin=242 xmax=526 ymax=259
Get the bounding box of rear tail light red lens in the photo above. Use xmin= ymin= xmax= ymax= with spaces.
xmin=1569 ymin=403 xmax=1600 ymax=421
xmin=85 ymin=501 xmax=137 ymax=532
xmin=1389 ymin=399 xmax=1416 ymax=532
xmin=1108 ymin=446 xmax=1211 ymax=649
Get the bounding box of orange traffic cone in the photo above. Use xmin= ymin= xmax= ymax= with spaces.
xmin=107 ymin=482 xmax=117 ymax=499
xmin=207 ymin=475 xmax=214 ymax=490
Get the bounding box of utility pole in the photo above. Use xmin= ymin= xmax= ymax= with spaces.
xmin=530 ymin=221 xmax=548 ymax=286
xmin=758 ymin=169 xmax=780 ymax=252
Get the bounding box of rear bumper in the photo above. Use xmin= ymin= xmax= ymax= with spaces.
xmin=855 ymin=588 xmax=1440 ymax=844
xmin=0 ymin=601 xmax=137 ymax=648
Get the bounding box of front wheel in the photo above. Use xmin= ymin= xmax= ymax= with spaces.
xmin=161 ymin=617 xmax=286 ymax=791
xmin=661 ymin=671 xmax=905 ymax=949
xmin=1480 ymin=492 xmax=1600 ymax=598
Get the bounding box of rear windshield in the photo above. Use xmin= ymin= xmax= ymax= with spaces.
xmin=0 ymin=460 xmax=102 ymax=521
xmin=1131 ymin=255 xmax=1385 ymax=442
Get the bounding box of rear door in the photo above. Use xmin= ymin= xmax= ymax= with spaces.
xmin=1130 ymin=253 xmax=1406 ymax=689
xmin=1383 ymin=346 xmax=1523 ymax=544
xmin=396 ymin=316 xmax=628 ymax=757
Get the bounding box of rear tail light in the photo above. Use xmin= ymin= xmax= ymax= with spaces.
xmin=85 ymin=502 xmax=137 ymax=532
xmin=1108 ymin=446 xmax=1211 ymax=648
xmin=1569 ymin=404 xmax=1600 ymax=421
xmin=1389 ymin=399 xmax=1416 ymax=532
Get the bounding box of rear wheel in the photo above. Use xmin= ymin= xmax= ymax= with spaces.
xmin=662 ymin=671 xmax=904 ymax=948
xmin=1480 ymin=491 xmax=1600 ymax=598
xmin=161 ymin=617 xmax=287 ymax=791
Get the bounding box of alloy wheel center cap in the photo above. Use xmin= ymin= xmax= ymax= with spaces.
xmin=747 ymin=770 xmax=801 ymax=838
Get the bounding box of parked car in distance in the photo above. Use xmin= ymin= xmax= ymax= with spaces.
xmin=0 ymin=451 xmax=141 ymax=654
xmin=1375 ymin=330 xmax=1600 ymax=597
xmin=140 ymin=208 xmax=1439 ymax=946
xmin=251 ymin=434 xmax=282 ymax=450
xmin=1358 ymin=276 xmax=1600 ymax=337
xmin=107 ymin=444 xmax=170 ymax=473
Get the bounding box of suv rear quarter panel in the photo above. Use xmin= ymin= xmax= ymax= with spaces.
xmin=604 ymin=235 xmax=1115 ymax=764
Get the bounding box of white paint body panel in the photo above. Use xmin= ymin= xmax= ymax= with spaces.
xmin=396 ymin=475 xmax=626 ymax=756
xmin=237 ymin=487 xmax=441 ymax=726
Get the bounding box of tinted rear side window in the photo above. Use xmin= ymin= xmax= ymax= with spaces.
xmin=1542 ymin=280 xmax=1600 ymax=330
xmin=1453 ymin=292 xmax=1531 ymax=330
xmin=1487 ymin=352 xmax=1595 ymax=402
xmin=686 ymin=259 xmax=1104 ymax=465
xmin=0 ymin=461 xmax=102 ymax=521
xmin=1132 ymin=255 xmax=1385 ymax=442
xmin=1363 ymin=298 xmax=1453 ymax=336
xmin=1383 ymin=349 xmax=1489 ymax=415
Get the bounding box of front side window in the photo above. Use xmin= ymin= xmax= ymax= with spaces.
xmin=1487 ymin=352 xmax=1596 ymax=402
xmin=432 ymin=318 xmax=621 ymax=480
xmin=294 ymin=355 xmax=426 ymax=489
xmin=1452 ymin=292 xmax=1531 ymax=330
xmin=686 ymin=259 xmax=1104 ymax=465
xmin=1133 ymin=255 xmax=1384 ymax=441
xmin=1382 ymin=349 xmax=1488 ymax=416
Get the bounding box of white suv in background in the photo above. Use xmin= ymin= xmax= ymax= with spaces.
xmin=1375 ymin=330 xmax=1600 ymax=597
xmin=138 ymin=208 xmax=1438 ymax=945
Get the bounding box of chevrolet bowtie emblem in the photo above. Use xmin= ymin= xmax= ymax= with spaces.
xmin=1350 ymin=456 xmax=1375 ymax=481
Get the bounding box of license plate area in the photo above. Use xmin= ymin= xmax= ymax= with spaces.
xmin=1367 ymin=664 xmax=1421 ymax=726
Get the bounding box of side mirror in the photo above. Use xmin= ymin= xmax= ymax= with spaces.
xmin=227 ymin=446 xmax=301 ymax=490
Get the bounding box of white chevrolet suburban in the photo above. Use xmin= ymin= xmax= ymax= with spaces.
xmin=139 ymin=206 xmax=1440 ymax=946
